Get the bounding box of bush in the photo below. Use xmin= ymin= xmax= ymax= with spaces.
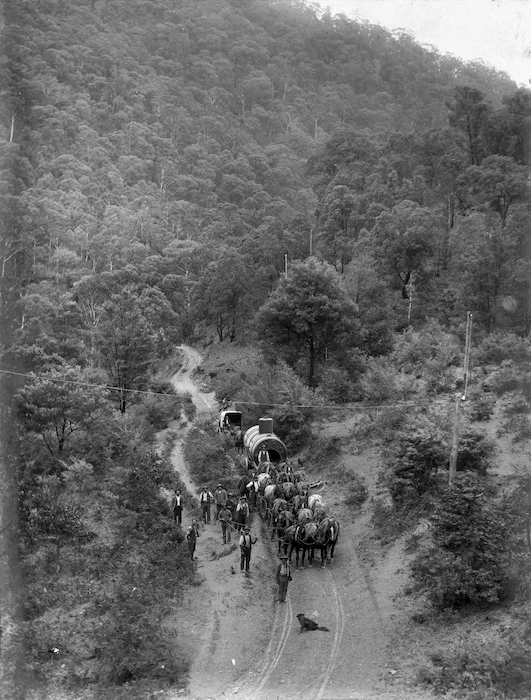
xmin=415 ymin=612 xmax=531 ymax=697
xmin=319 ymin=366 xmax=362 ymax=404
xmin=183 ymin=426 xmax=232 ymax=486
xmin=474 ymin=332 xmax=531 ymax=365
xmin=410 ymin=475 xmax=527 ymax=610
xmin=489 ymin=361 xmax=524 ymax=396
xmin=383 ymin=429 xmax=448 ymax=508
xmin=456 ymin=431 xmax=495 ymax=475
xmin=468 ymin=392 xmax=496 ymax=421
xmin=360 ymin=357 xmax=418 ymax=403
xmin=344 ymin=472 xmax=368 ymax=507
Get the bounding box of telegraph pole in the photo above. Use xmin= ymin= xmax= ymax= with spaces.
xmin=449 ymin=312 xmax=473 ymax=486
xmin=407 ymin=272 xmax=414 ymax=328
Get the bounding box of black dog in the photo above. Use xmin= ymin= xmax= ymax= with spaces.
xmin=296 ymin=613 xmax=329 ymax=633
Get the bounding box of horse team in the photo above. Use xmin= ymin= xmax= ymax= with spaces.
xmin=238 ymin=460 xmax=340 ymax=569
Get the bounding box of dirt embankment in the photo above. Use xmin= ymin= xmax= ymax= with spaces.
xmin=163 ymin=345 xmax=436 ymax=700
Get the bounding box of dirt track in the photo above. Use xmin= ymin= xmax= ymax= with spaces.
xmin=166 ymin=346 xmax=435 ymax=700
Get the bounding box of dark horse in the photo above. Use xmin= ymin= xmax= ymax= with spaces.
xmin=316 ymin=517 xmax=340 ymax=564
xmin=285 ymin=522 xmax=318 ymax=568
xmin=272 ymin=509 xmax=295 ymax=549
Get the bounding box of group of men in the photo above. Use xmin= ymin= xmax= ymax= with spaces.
xmin=172 ymin=482 xmax=293 ymax=598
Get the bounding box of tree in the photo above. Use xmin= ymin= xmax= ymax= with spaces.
xmin=255 ymin=257 xmax=359 ymax=387
xmin=15 ymin=366 xmax=110 ymax=456
xmin=95 ymin=287 xmax=155 ymax=412
xmin=360 ymin=199 xmax=439 ymax=300
xmin=193 ymin=250 xmax=250 ymax=342
xmin=447 ymin=85 xmax=491 ymax=166
xmin=459 ymin=155 xmax=528 ymax=228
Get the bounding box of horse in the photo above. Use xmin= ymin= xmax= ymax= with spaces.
xmin=257 ymin=472 xmax=272 ymax=489
xmin=271 ymin=497 xmax=290 ymax=537
xmin=297 ymin=507 xmax=313 ymax=525
xmin=262 ymin=484 xmax=280 ymax=524
xmin=308 ymin=493 xmax=324 ymax=512
xmin=272 ymin=509 xmax=295 ymax=550
xmin=289 ymin=522 xmax=318 ymax=568
xmin=296 ymin=480 xmax=309 ymax=496
xmin=291 ymin=493 xmax=307 ymax=514
xmin=313 ymin=505 xmax=327 ymax=523
xmin=316 ymin=517 xmax=340 ymax=563
xmin=258 ymin=461 xmax=278 ymax=481
xmin=281 ymin=481 xmax=297 ymax=501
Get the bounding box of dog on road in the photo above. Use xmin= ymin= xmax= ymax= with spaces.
xmin=296 ymin=613 xmax=329 ymax=633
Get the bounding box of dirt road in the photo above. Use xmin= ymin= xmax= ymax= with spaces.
xmin=166 ymin=346 xmax=433 ymax=700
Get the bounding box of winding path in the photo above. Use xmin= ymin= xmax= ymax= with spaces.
xmin=168 ymin=346 xmax=428 ymax=700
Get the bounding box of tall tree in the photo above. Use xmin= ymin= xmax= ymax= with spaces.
xmin=447 ymin=86 xmax=491 ymax=166
xmin=15 ymin=366 xmax=110 ymax=457
xmin=95 ymin=287 xmax=154 ymax=412
xmin=360 ymin=199 xmax=439 ymax=300
xmin=255 ymin=257 xmax=359 ymax=387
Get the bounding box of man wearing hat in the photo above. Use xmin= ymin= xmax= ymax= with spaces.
xmin=226 ymin=491 xmax=237 ymax=516
xmin=199 ymin=486 xmax=214 ymax=524
xmin=214 ymin=483 xmax=228 ymax=519
xmin=275 ymin=553 xmax=292 ymax=602
xmin=239 ymin=525 xmax=257 ymax=573
xmin=234 ymin=495 xmax=249 ymax=532
xmin=171 ymin=489 xmax=183 ymax=525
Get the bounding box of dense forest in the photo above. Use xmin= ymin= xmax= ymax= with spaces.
xmin=1 ymin=0 xmax=530 ymax=697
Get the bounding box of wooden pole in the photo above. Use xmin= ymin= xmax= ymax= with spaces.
xmin=449 ymin=313 xmax=473 ymax=485
xmin=407 ymin=272 xmax=414 ymax=328
xmin=463 ymin=312 xmax=472 ymax=399
xmin=449 ymin=394 xmax=461 ymax=486
xmin=284 ymin=253 xmax=288 ymax=279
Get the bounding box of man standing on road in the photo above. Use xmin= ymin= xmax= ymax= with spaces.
xmin=275 ymin=554 xmax=292 ymax=602
xmin=246 ymin=474 xmax=259 ymax=510
xmin=186 ymin=524 xmax=199 ymax=559
xmin=239 ymin=525 xmax=257 ymax=573
xmin=235 ymin=496 xmax=249 ymax=532
xmin=214 ymin=483 xmax=228 ymax=518
xmin=171 ymin=489 xmax=183 ymax=525
xmin=218 ymin=505 xmax=233 ymax=544
xmin=226 ymin=491 xmax=237 ymax=516
xmin=199 ymin=486 xmax=213 ymax=524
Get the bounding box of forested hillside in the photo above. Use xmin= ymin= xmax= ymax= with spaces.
xmin=1 ymin=0 xmax=531 ymax=698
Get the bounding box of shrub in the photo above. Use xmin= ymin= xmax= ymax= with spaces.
xmin=489 ymin=361 xmax=524 ymax=396
xmin=468 ymin=392 xmax=496 ymax=421
xmin=415 ymin=613 xmax=531 ymax=697
xmin=456 ymin=431 xmax=495 ymax=475
xmin=410 ymin=475 xmax=527 ymax=610
xmin=360 ymin=357 xmax=418 ymax=403
xmin=319 ymin=366 xmax=362 ymax=404
xmin=344 ymin=472 xmax=368 ymax=507
xmin=383 ymin=429 xmax=448 ymax=507
xmin=139 ymin=394 xmax=182 ymax=430
xmin=183 ymin=426 xmax=232 ymax=486
xmin=474 ymin=332 xmax=531 ymax=365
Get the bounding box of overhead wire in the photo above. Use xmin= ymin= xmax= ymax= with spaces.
xmin=0 ymin=367 xmax=438 ymax=412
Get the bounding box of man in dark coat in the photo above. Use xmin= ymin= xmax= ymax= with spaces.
xmin=218 ymin=505 xmax=233 ymax=544
xmin=275 ymin=554 xmax=292 ymax=602
xmin=239 ymin=525 xmax=257 ymax=573
xmin=171 ymin=489 xmax=183 ymax=525
xmin=214 ymin=483 xmax=228 ymax=518
xmin=186 ymin=524 xmax=199 ymax=559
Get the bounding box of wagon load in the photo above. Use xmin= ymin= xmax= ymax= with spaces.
xmin=218 ymin=409 xmax=242 ymax=434
xmin=243 ymin=417 xmax=287 ymax=469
